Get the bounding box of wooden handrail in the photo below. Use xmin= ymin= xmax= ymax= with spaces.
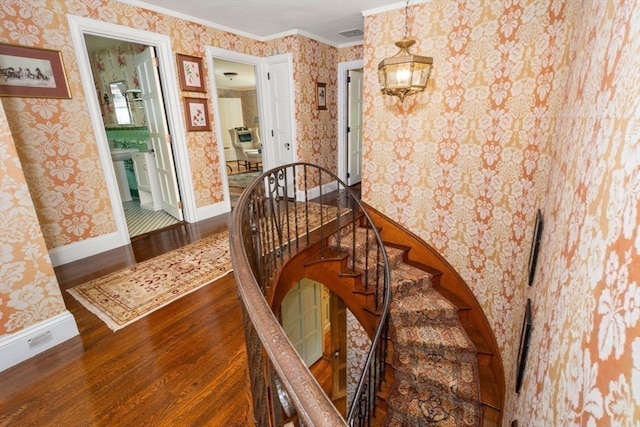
xmin=231 ymin=163 xmax=391 ymax=426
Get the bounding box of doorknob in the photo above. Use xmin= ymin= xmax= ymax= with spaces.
xmin=284 ymin=143 xmax=290 ymax=150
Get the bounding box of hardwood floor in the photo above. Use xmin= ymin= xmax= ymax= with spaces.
xmin=0 ymin=214 xmax=255 ymax=426
xmin=1 ymin=196 xmax=345 ymax=426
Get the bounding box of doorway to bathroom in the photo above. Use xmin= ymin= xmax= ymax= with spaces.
xmin=84 ymin=34 xmax=183 ymax=238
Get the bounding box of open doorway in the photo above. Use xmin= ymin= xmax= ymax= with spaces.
xmin=83 ymin=34 xmax=183 ymax=238
xmin=65 ymin=15 xmax=198 ymax=257
xmin=338 ymin=60 xmax=364 ymax=187
xmin=207 ymin=48 xmax=296 ymax=206
xmin=212 ymin=58 xmax=263 ymax=199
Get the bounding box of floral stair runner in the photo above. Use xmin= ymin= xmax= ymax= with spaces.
xmin=335 ymin=227 xmax=482 ymax=426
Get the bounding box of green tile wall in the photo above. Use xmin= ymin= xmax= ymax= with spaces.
xmin=105 ymin=126 xmax=150 ymax=151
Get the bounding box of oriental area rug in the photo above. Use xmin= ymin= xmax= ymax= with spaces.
xmin=228 ymin=171 xmax=262 ymax=189
xmin=68 ymin=231 xmax=232 ymax=331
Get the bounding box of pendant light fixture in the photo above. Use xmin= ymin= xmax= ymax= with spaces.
xmin=378 ymin=0 xmax=433 ymax=102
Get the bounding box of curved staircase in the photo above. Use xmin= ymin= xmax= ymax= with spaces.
xmin=232 ymin=163 xmax=503 ymax=426
xmin=273 ymin=208 xmax=503 ymax=426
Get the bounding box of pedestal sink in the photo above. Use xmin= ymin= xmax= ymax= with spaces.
xmin=111 ymin=148 xmax=139 ymax=202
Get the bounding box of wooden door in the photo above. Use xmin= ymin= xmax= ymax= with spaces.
xmin=281 ymin=280 xmax=323 ymax=367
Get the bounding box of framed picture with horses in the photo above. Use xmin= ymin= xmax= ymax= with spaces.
xmin=0 ymin=43 xmax=71 ymax=98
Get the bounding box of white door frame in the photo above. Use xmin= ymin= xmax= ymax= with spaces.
xmin=66 ymin=16 xmax=195 ymax=251
xmin=337 ymin=59 xmax=364 ymax=183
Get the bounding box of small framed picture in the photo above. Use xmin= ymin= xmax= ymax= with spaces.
xmin=516 ymin=298 xmax=533 ymax=393
xmin=183 ymin=97 xmax=210 ymax=131
xmin=527 ymin=209 xmax=543 ymax=286
xmin=177 ymin=53 xmax=206 ymax=92
xmin=0 ymin=43 xmax=71 ymax=98
xmin=316 ymin=82 xmax=327 ymax=110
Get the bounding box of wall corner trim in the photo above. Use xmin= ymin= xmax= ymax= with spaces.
xmin=0 ymin=311 xmax=79 ymax=372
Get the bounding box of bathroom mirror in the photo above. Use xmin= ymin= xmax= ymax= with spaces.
xmin=110 ymin=80 xmax=133 ymax=125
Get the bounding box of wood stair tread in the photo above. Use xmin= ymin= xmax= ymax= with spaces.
xmin=302 ymin=220 xmax=502 ymax=424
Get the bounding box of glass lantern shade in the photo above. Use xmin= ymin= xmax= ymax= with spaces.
xmin=378 ymin=38 xmax=433 ymax=101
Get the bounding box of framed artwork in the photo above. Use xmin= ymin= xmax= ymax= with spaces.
xmin=176 ymin=53 xmax=206 ymax=92
xmin=316 ymin=82 xmax=327 ymax=110
xmin=516 ymin=298 xmax=533 ymax=393
xmin=183 ymin=97 xmax=210 ymax=131
xmin=0 ymin=43 xmax=71 ymax=98
xmin=527 ymin=209 xmax=544 ymax=286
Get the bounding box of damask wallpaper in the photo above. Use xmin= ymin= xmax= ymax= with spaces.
xmin=87 ymin=39 xmax=149 ymax=127
xmin=0 ymin=1 xmax=340 ymax=343
xmin=0 ymin=102 xmax=66 ymax=335
xmin=363 ymin=0 xmax=639 ymax=424
xmin=1 ymin=0 xmax=638 ymax=423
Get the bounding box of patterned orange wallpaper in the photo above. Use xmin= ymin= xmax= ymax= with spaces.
xmin=87 ymin=40 xmax=149 ymax=127
xmin=0 ymin=1 xmax=341 ymax=336
xmin=0 ymin=0 xmax=272 ymax=251
xmin=0 ymin=102 xmax=66 ymax=335
xmin=364 ymin=0 xmax=639 ymax=424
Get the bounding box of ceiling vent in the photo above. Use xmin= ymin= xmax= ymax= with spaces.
xmin=338 ymin=29 xmax=364 ymax=38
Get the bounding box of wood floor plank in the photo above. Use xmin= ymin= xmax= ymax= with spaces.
xmin=0 ymin=215 xmax=254 ymax=426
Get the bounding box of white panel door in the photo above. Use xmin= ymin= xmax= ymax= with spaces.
xmin=281 ymin=280 xmax=323 ymax=367
xmin=265 ymin=57 xmax=295 ymax=196
xmin=347 ymin=69 xmax=363 ymax=186
xmin=218 ymin=98 xmax=244 ymax=162
xmin=266 ymin=60 xmax=294 ymax=168
xmin=135 ymin=47 xmax=183 ymax=220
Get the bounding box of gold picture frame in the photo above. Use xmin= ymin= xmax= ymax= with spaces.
xmin=0 ymin=43 xmax=71 ymax=98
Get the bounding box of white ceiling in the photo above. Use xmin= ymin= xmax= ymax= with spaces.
xmin=122 ymin=0 xmax=409 ymax=46
xmin=90 ymin=1 xmax=418 ymax=90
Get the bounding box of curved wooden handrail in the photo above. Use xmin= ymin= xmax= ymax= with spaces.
xmin=231 ymin=163 xmax=391 ymax=426
xmin=231 ymin=234 xmax=345 ymax=425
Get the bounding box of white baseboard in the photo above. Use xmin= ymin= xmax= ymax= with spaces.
xmin=0 ymin=311 xmax=79 ymax=372
xmin=48 ymin=231 xmax=127 ymax=267
xmin=196 ymin=201 xmax=230 ymax=221
xmin=48 ymin=202 xmax=231 ymax=268
xmin=297 ymin=180 xmax=339 ymax=201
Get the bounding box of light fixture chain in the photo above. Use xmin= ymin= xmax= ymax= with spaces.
xmin=404 ymin=0 xmax=409 ymax=39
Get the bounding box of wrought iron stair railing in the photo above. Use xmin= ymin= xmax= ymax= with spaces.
xmin=230 ymin=163 xmax=391 ymax=426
